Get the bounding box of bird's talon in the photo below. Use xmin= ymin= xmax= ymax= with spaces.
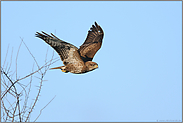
xmin=61 ymin=69 xmax=67 ymax=73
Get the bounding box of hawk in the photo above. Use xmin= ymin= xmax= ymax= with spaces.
xmin=35 ymin=22 xmax=104 ymax=74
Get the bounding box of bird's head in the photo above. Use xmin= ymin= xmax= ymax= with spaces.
xmin=85 ymin=61 xmax=98 ymax=71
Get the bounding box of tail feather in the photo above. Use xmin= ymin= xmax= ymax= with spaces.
xmin=50 ymin=66 xmax=69 ymax=73
xmin=50 ymin=66 xmax=62 ymax=70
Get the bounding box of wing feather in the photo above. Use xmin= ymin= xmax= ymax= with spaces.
xmin=35 ymin=31 xmax=83 ymax=65
xmin=79 ymin=22 xmax=104 ymax=62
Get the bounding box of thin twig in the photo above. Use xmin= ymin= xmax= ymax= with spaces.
xmin=25 ymin=72 xmax=44 ymax=122
xmin=21 ymin=37 xmax=41 ymax=74
xmin=34 ymin=95 xmax=56 ymax=122
xmin=16 ymin=41 xmax=23 ymax=80
xmin=12 ymin=97 xmax=19 ymax=122
xmin=17 ymin=95 xmax=21 ymax=122
xmin=3 ymin=44 xmax=9 ymax=68
xmin=7 ymin=47 xmax=13 ymax=74
xmin=1 ymin=57 xmax=58 ymax=100
xmin=1 ymin=38 xmax=60 ymax=122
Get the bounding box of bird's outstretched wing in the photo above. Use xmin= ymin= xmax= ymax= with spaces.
xmin=79 ymin=22 xmax=104 ymax=62
xmin=35 ymin=31 xmax=83 ymax=66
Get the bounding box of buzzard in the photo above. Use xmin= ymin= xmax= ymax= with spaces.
xmin=35 ymin=22 xmax=104 ymax=74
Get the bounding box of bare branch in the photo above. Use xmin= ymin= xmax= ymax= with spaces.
xmin=20 ymin=37 xmax=41 ymax=73
xmin=25 ymin=76 xmax=43 ymax=122
xmin=34 ymin=95 xmax=56 ymax=122
xmin=7 ymin=47 xmax=13 ymax=74
xmin=16 ymin=40 xmax=23 ymax=80
xmin=1 ymin=57 xmax=59 ymax=100
xmin=3 ymin=44 xmax=9 ymax=68
xmin=1 ymin=38 xmax=59 ymax=122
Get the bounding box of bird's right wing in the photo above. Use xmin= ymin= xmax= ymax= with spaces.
xmin=35 ymin=31 xmax=83 ymax=65
xmin=78 ymin=22 xmax=104 ymax=62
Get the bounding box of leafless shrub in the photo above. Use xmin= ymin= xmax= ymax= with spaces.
xmin=1 ymin=38 xmax=59 ymax=122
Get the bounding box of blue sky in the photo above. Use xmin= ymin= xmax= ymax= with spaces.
xmin=1 ymin=1 xmax=182 ymax=122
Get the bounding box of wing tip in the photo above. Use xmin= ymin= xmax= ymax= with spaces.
xmin=94 ymin=21 xmax=98 ymax=26
xmin=93 ymin=21 xmax=104 ymax=34
xmin=35 ymin=31 xmax=55 ymax=39
xmin=35 ymin=31 xmax=42 ymax=38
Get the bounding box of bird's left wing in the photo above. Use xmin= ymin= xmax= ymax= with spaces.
xmin=35 ymin=31 xmax=82 ymax=65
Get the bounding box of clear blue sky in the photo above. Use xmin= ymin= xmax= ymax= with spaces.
xmin=1 ymin=1 xmax=182 ymax=122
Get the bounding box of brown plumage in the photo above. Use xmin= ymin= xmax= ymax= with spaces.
xmin=35 ymin=22 xmax=104 ymax=74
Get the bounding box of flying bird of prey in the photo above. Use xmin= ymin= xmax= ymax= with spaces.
xmin=35 ymin=22 xmax=104 ymax=74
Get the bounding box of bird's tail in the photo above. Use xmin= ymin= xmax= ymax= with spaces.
xmin=50 ymin=66 xmax=68 ymax=73
xmin=50 ymin=66 xmax=62 ymax=70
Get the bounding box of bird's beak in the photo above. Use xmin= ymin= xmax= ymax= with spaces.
xmin=94 ymin=64 xmax=98 ymax=69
